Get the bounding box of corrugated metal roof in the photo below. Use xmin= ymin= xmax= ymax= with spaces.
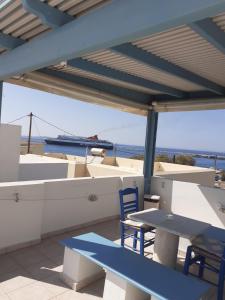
xmin=0 ymin=0 xmax=109 ymax=41
xmin=132 ymin=25 xmax=225 ymax=88
xmin=83 ymin=50 xmax=202 ymax=92
xmin=51 ymin=64 xmax=160 ymax=94
xmin=213 ymin=12 xmax=225 ymax=31
xmin=2 ymin=1 xmax=225 ymax=114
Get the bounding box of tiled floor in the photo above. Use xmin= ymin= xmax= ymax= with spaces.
xmin=0 ymin=220 xmax=221 ymax=299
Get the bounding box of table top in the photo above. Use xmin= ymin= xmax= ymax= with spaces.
xmin=128 ymin=209 xmax=211 ymax=239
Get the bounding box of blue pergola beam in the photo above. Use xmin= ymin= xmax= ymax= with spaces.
xmin=112 ymin=44 xmax=225 ymax=95
xmin=68 ymin=58 xmax=185 ymax=98
xmin=21 ymin=0 xmax=73 ymax=28
xmin=40 ymin=68 xmax=151 ymax=106
xmin=0 ymin=32 xmax=24 ymax=49
xmin=190 ymin=18 xmax=225 ymax=55
xmin=0 ymin=82 xmax=3 ymax=123
xmin=143 ymin=110 xmax=158 ymax=194
xmin=1 ymin=0 xmax=225 ymax=80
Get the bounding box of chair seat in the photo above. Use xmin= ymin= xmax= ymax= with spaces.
xmin=122 ymin=219 xmax=153 ymax=231
xmin=192 ymin=234 xmax=224 ymax=260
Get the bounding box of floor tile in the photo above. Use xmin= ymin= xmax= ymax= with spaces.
xmin=23 ymin=259 xmax=62 ymax=281
xmin=0 ymin=269 xmax=34 ymax=294
xmin=34 ymin=274 xmax=69 ymax=297
xmin=54 ymin=278 xmax=104 ymax=300
xmin=7 ymin=281 xmax=54 ymax=300
xmin=0 ymin=256 xmax=21 ymax=277
xmin=9 ymin=248 xmax=46 ymax=268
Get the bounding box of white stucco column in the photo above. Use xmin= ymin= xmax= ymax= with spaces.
xmin=153 ymin=228 xmax=179 ymax=268
xmin=103 ymin=271 xmax=150 ymax=300
xmin=60 ymin=247 xmax=104 ymax=291
xmin=0 ymin=124 xmax=21 ymax=182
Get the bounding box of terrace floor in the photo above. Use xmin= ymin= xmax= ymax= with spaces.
xmin=0 ymin=219 xmax=220 ymax=299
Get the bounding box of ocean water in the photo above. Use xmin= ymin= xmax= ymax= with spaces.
xmin=41 ymin=142 xmax=225 ymax=170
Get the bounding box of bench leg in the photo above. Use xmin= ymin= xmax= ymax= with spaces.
xmin=103 ymin=271 xmax=150 ymax=300
xmin=153 ymin=229 xmax=179 ymax=269
xmin=60 ymin=247 xmax=104 ymax=291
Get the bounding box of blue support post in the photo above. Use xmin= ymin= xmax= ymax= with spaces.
xmin=0 ymin=82 xmax=3 ymax=123
xmin=143 ymin=110 xmax=158 ymax=195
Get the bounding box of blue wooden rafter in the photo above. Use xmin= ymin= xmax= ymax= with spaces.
xmin=68 ymin=58 xmax=185 ymax=98
xmin=112 ymin=44 xmax=225 ymax=95
xmin=190 ymin=18 xmax=225 ymax=55
xmin=21 ymin=0 xmax=73 ymax=28
xmin=0 ymin=32 xmax=24 ymax=49
xmin=40 ymin=68 xmax=152 ymax=107
xmin=1 ymin=0 xmax=225 ymax=80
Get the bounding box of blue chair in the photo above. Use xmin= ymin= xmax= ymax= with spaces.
xmin=119 ymin=187 xmax=155 ymax=256
xmin=183 ymin=227 xmax=225 ymax=300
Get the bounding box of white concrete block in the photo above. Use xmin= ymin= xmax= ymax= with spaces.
xmin=61 ymin=247 xmax=104 ymax=290
xmin=103 ymin=271 xmax=149 ymax=300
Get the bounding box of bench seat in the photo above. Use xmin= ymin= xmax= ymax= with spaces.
xmin=60 ymin=232 xmax=211 ymax=300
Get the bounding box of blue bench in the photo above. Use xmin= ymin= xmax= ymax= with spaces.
xmin=60 ymin=233 xmax=211 ymax=300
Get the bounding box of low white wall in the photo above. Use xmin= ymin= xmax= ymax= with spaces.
xmin=87 ymin=164 xmax=134 ymax=177
xmin=116 ymin=157 xmax=144 ymax=173
xmin=42 ymin=177 xmax=121 ymax=234
xmin=19 ymin=155 xmax=68 ymax=181
xmin=158 ymin=170 xmax=215 ymax=187
xmin=0 ymin=124 xmax=21 ymax=182
xmin=0 ymin=181 xmax=44 ymax=250
xmin=19 ymin=163 xmax=68 ymax=181
xmin=0 ymin=175 xmax=144 ymax=252
xmin=151 ymin=176 xmax=225 ymax=252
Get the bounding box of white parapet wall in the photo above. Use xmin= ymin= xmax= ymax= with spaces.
xmin=0 ymin=180 xmax=44 ymax=251
xmin=155 ymin=162 xmax=215 ymax=187
xmin=0 ymin=175 xmax=144 ymax=252
xmin=42 ymin=177 xmax=122 ymax=235
xmin=0 ymin=124 xmax=21 ymax=182
xmin=19 ymin=154 xmax=69 ymax=181
xmin=151 ymin=176 xmax=225 ymax=253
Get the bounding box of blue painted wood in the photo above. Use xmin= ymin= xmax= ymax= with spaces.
xmin=119 ymin=188 xmax=139 ymax=221
xmin=143 ymin=110 xmax=158 ymax=194
xmin=112 ymin=44 xmax=225 ymax=95
xmin=203 ymin=226 xmax=225 ymax=242
xmin=190 ymin=18 xmax=225 ymax=56
xmin=184 ymin=245 xmax=225 ymax=300
xmin=0 ymin=32 xmax=24 ymax=49
xmin=22 ymin=0 xmax=73 ymax=28
xmin=119 ymin=187 xmax=150 ymax=255
xmin=68 ymin=58 xmax=185 ymax=98
xmin=1 ymin=0 xmax=225 ymax=80
xmin=61 ymin=233 xmax=211 ymax=300
xmin=40 ymin=68 xmax=151 ymax=107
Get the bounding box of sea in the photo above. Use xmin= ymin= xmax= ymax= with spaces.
xmin=29 ymin=137 xmax=225 ymax=171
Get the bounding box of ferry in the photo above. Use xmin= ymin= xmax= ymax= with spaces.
xmin=45 ymin=135 xmax=114 ymax=150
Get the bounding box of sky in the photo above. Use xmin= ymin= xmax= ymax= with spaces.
xmin=2 ymin=82 xmax=225 ymax=152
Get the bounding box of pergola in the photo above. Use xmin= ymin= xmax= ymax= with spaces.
xmin=1 ymin=0 xmax=225 ymax=193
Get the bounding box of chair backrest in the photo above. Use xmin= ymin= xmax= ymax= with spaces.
xmin=119 ymin=187 xmax=139 ymax=221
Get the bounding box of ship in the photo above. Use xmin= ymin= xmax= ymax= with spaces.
xmin=45 ymin=135 xmax=114 ymax=150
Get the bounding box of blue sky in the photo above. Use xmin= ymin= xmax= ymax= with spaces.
xmin=2 ymin=82 xmax=225 ymax=152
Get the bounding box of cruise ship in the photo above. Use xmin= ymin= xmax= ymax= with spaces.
xmin=45 ymin=135 xmax=114 ymax=149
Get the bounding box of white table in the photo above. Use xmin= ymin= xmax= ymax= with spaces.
xmin=128 ymin=209 xmax=211 ymax=269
